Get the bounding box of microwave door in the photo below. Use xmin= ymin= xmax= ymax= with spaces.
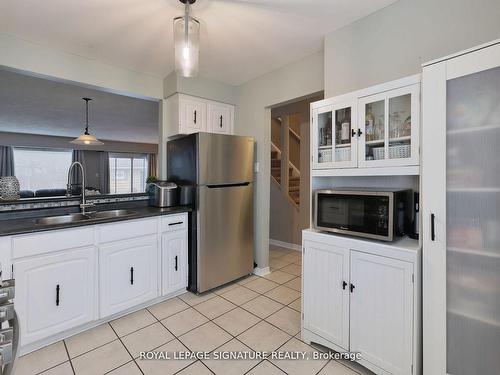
xmin=319 ymin=197 xmax=349 ymax=230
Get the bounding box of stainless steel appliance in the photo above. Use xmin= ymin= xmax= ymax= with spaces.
xmin=314 ymin=188 xmax=412 ymax=242
xmin=167 ymin=133 xmax=254 ymax=293
xmin=148 ymin=182 xmax=178 ymax=207
xmin=0 ymin=265 xmax=18 ymax=375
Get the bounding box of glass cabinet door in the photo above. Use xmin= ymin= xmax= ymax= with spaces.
xmin=358 ymin=84 xmax=420 ymax=167
xmin=313 ymin=101 xmax=357 ymax=169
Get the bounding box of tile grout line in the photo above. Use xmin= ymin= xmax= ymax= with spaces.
xmin=62 ymin=340 xmax=76 ymax=375
xmin=106 ymin=324 xmax=145 ymax=375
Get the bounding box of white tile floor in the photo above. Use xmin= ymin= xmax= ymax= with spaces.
xmin=14 ymin=245 xmax=372 ymax=375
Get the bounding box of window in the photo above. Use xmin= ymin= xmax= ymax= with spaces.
xmin=109 ymin=153 xmax=148 ymax=194
xmin=13 ymin=148 xmax=73 ymax=191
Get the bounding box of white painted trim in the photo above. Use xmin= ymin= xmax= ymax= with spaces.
xmin=253 ymin=266 xmax=271 ymax=276
xmin=422 ymin=38 xmax=500 ymax=67
xmin=269 ymin=239 xmax=301 ymax=252
xmin=311 ymin=165 xmax=419 ymax=177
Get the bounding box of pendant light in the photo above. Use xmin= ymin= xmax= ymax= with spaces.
xmin=173 ymin=0 xmax=200 ymax=77
xmin=71 ymin=98 xmax=104 ymax=146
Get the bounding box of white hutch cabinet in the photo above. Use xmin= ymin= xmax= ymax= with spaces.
xmin=311 ymin=75 xmax=420 ymax=176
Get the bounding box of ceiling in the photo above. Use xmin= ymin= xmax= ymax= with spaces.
xmin=0 ymin=70 xmax=159 ymax=144
xmin=0 ymin=0 xmax=397 ymax=86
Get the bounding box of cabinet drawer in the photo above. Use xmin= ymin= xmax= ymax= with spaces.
xmin=12 ymin=227 xmax=94 ymax=259
xmin=99 ymin=235 xmax=158 ymax=317
xmin=161 ymin=214 xmax=187 ymax=232
xmin=98 ymin=218 xmax=158 ymax=243
xmin=14 ymin=247 xmax=95 ymax=346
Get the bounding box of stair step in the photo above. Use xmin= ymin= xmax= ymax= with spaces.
xmin=271 ymin=150 xmax=279 ymax=158
xmin=289 ymin=186 xmax=299 ymax=192
xmin=271 ymin=160 xmax=281 ymax=168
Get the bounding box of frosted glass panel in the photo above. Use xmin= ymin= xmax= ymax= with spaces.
xmin=446 ymin=66 xmax=500 ymax=375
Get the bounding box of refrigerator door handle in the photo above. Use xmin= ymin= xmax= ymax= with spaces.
xmin=206 ymin=182 xmax=250 ymax=189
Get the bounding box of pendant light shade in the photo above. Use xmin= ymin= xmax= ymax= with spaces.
xmin=174 ymin=0 xmax=200 ymax=77
xmin=71 ymin=98 xmax=103 ymax=146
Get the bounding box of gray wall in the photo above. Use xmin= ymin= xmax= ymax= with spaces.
xmin=324 ymin=0 xmax=500 ymax=97
xmin=235 ymin=51 xmax=324 ymax=269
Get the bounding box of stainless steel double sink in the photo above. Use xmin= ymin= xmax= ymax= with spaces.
xmin=36 ymin=209 xmax=137 ymax=225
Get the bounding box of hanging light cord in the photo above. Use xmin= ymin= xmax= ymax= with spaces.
xmin=83 ymin=98 xmax=91 ymax=135
xmin=184 ymin=2 xmax=189 ymax=46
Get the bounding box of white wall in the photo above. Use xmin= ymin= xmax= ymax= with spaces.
xmin=324 ymin=0 xmax=500 ymax=97
xmin=0 ymin=34 xmax=163 ymax=100
xmin=235 ymin=50 xmax=324 ymax=269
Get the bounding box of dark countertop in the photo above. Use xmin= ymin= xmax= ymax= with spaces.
xmin=0 ymin=201 xmax=192 ymax=237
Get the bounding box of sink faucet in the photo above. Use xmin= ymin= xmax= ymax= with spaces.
xmin=67 ymin=161 xmax=94 ymax=215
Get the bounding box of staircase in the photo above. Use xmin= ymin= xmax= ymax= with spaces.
xmin=289 ymin=171 xmax=300 ymax=205
xmin=271 ymin=149 xmax=281 ymax=184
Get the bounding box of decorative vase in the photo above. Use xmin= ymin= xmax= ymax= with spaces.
xmin=0 ymin=176 xmax=20 ymax=201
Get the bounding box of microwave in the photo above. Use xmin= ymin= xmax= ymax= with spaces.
xmin=314 ymin=188 xmax=412 ymax=242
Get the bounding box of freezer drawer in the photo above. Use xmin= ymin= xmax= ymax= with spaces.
xmin=198 ymin=183 xmax=253 ymax=292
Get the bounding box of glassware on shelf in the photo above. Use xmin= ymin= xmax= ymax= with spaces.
xmin=365 ymin=104 xmax=375 ymax=141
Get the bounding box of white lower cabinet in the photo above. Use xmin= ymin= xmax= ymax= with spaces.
xmin=99 ymin=235 xmax=158 ymax=318
xmin=161 ymin=231 xmax=187 ymax=295
xmin=15 ymin=247 xmax=96 ymax=346
xmin=302 ymin=240 xmax=349 ymax=350
xmin=10 ymin=213 xmax=188 ymax=352
xmin=302 ymin=230 xmax=420 ymax=375
xmin=350 ymin=251 xmax=414 ymax=375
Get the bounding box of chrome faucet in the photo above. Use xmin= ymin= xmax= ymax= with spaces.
xmin=66 ymin=162 xmax=94 ymax=215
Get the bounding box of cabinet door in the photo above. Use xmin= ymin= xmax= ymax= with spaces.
xmin=179 ymin=95 xmax=207 ymax=134
xmin=208 ymin=102 xmax=233 ymax=134
xmin=302 ymin=240 xmax=349 ymax=350
xmin=162 ymin=231 xmax=187 ymax=295
xmin=14 ymin=247 xmax=95 ymax=346
xmin=423 ymin=43 xmax=500 ymax=375
xmin=358 ymin=84 xmax=420 ymax=168
xmin=99 ymin=236 xmax=158 ymax=317
xmin=350 ymin=251 xmax=414 ymax=375
xmin=312 ymin=100 xmax=357 ymax=170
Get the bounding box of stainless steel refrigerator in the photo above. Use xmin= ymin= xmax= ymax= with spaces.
xmin=167 ymin=133 xmax=254 ymax=293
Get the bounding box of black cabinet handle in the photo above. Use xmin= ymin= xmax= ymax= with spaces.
xmin=357 ymin=129 xmax=363 ymax=137
xmin=194 ymin=110 xmax=197 ymax=124
xmin=56 ymin=284 xmax=60 ymax=306
xmin=351 ymin=129 xmax=356 ymax=138
xmin=130 ymin=267 xmax=134 ymax=285
xmin=431 ymin=213 xmax=436 ymax=241
xmin=219 ymin=115 xmax=223 ymax=128
xmin=350 ymin=283 xmax=355 ymax=293
xmin=175 ymin=256 xmax=178 ymax=271
xmin=342 ymin=281 xmax=348 ymax=290
xmin=168 ymin=221 xmax=183 ymax=226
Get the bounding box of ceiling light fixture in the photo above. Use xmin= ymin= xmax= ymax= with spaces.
xmin=70 ymin=98 xmax=104 ymax=146
xmin=174 ymin=0 xmax=200 ymax=77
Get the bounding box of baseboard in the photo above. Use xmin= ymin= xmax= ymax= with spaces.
xmin=253 ymin=266 xmax=271 ymax=276
xmin=269 ymin=239 xmax=301 ymax=252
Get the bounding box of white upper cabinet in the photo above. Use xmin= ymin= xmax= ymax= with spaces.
xmin=358 ymin=84 xmax=420 ymax=168
xmin=167 ymin=93 xmax=235 ymax=137
xmin=312 ymin=95 xmax=358 ymax=170
xmin=179 ymin=95 xmax=207 ymax=134
xmin=208 ymin=102 xmax=234 ymax=134
xmin=311 ymin=74 xmax=420 ymax=175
